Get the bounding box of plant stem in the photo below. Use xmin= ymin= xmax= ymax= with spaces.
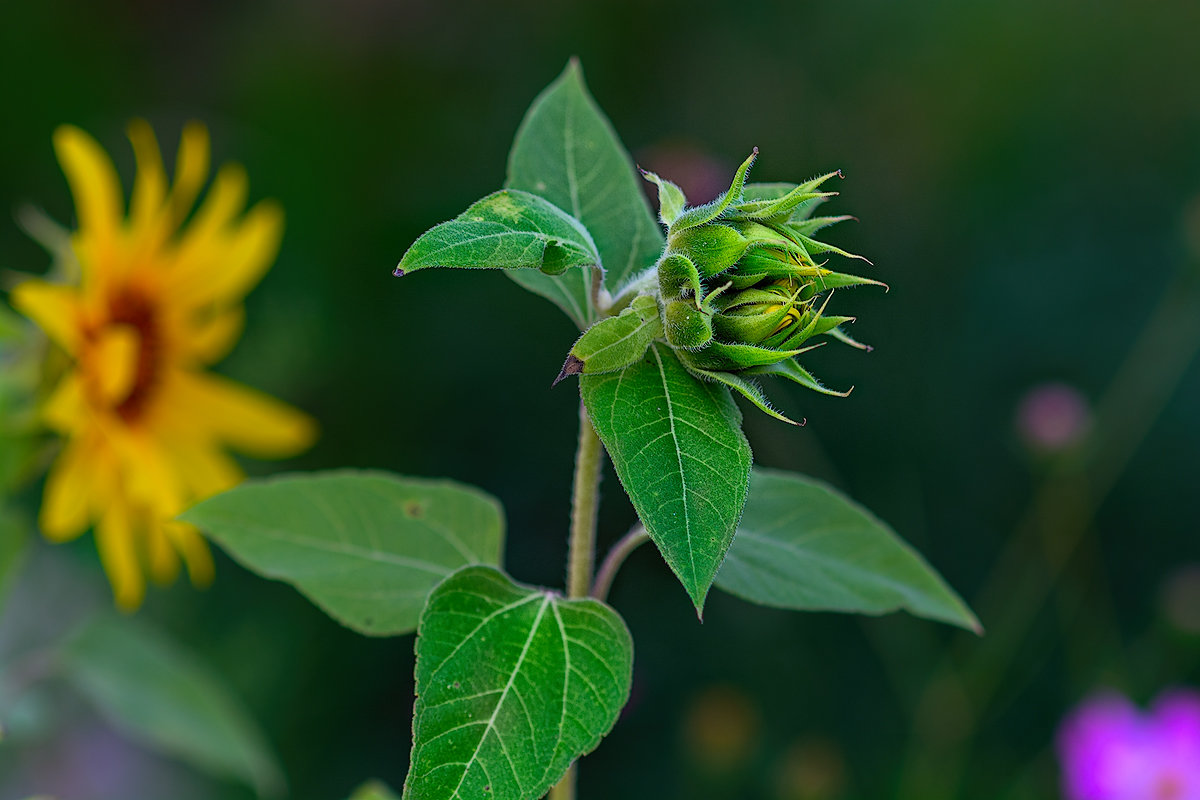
xmin=591 ymin=525 xmax=649 ymax=601
xmin=550 ymin=401 xmax=606 ymax=800
xmin=565 ymin=402 xmax=603 ymax=599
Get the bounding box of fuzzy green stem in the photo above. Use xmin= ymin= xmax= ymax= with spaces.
xmin=566 ymin=402 xmax=603 ymax=598
xmin=549 ymin=402 xmax=606 ymax=800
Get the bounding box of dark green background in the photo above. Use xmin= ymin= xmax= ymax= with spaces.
xmin=2 ymin=1 xmax=1198 ymax=798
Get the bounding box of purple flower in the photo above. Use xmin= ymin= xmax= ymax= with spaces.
xmin=1015 ymin=381 xmax=1091 ymax=452
xmin=1057 ymin=689 xmax=1200 ymax=800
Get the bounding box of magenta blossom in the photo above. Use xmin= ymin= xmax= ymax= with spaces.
xmin=1015 ymin=381 xmax=1091 ymax=452
xmin=1057 ymin=689 xmax=1200 ymax=800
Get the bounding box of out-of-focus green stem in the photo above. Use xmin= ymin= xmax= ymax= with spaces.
xmin=899 ymin=270 xmax=1200 ymax=800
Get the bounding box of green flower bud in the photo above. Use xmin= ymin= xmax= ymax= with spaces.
xmin=666 ymin=224 xmax=750 ymax=279
xmin=639 ymin=150 xmax=883 ymax=424
xmin=664 ymin=299 xmax=713 ymax=350
xmin=711 ymin=282 xmax=805 ymax=345
xmin=657 ymin=253 xmax=703 ymax=301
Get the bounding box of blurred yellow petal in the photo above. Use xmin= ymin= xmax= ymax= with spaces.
xmin=53 ymin=126 xmax=123 ymax=247
xmin=164 ymin=521 xmax=215 ymax=588
xmin=118 ymin=431 xmax=185 ymax=517
xmin=90 ymin=323 xmax=140 ymax=406
xmin=145 ymin=518 xmax=181 ymax=586
xmin=43 ymin=372 xmax=88 ymax=433
xmin=10 ymin=280 xmax=82 ymax=353
xmin=183 ymin=305 xmax=245 ymax=364
xmin=96 ymin=500 xmax=144 ymax=611
xmin=198 ymin=201 xmax=285 ymax=305
xmin=168 ymin=165 xmax=252 ymax=299
xmin=127 ymin=119 xmax=168 ymax=236
xmin=39 ymin=438 xmax=95 ymax=542
xmin=184 ymin=163 xmax=248 ymax=243
xmin=170 ymin=438 xmax=243 ymax=498
xmin=175 ymin=371 xmax=316 ymax=458
xmin=168 ymin=122 xmax=210 ymax=225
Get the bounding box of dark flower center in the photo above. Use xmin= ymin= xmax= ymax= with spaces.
xmin=106 ymin=289 xmax=161 ymax=422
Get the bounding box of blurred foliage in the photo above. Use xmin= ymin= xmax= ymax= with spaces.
xmin=1 ymin=0 xmax=1198 ymax=798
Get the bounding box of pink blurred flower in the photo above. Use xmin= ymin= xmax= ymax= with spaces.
xmin=1057 ymin=689 xmax=1200 ymax=800
xmin=1015 ymin=381 xmax=1091 ymax=452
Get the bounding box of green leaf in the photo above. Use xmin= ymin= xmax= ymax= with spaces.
xmin=348 ymin=780 xmax=401 ymax=800
xmin=404 ymin=566 xmax=632 ymax=800
xmin=557 ymin=295 xmax=662 ymax=382
xmin=182 ymin=471 xmax=504 ymax=636
xmin=581 ymin=344 xmax=752 ymax=613
xmin=716 ymin=468 xmax=980 ymax=632
xmin=58 ymin=615 xmax=285 ymax=795
xmin=506 ymin=59 xmax=664 ymax=325
xmin=395 ymin=190 xmax=598 ymax=278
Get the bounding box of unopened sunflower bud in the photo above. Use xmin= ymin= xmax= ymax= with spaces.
xmin=640 ymin=150 xmax=883 ymax=424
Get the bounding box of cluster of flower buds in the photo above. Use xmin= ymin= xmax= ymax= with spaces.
xmin=641 ymin=149 xmax=883 ymax=424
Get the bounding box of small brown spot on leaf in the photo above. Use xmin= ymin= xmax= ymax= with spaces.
xmin=404 ymin=501 xmax=424 ymax=518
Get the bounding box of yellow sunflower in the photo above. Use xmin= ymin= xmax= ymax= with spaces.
xmin=11 ymin=120 xmax=316 ymax=609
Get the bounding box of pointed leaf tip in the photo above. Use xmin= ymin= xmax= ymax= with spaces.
xmin=553 ymin=354 xmax=585 ymax=387
xmin=392 ymin=267 xmax=405 ymax=277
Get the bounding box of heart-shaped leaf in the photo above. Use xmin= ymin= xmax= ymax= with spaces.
xmin=394 ymin=190 xmax=598 ymax=278
xmin=182 ymin=471 xmax=504 ymax=636
xmin=717 ymin=468 xmax=980 ymax=632
xmin=581 ymin=344 xmax=752 ymax=614
xmin=405 ymin=566 xmax=632 ymax=800
xmin=506 ymin=59 xmax=664 ymax=327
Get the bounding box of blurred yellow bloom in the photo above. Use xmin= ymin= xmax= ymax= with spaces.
xmin=12 ymin=121 xmax=316 ymax=609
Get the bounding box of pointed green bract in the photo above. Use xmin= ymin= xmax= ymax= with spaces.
xmin=671 ymin=149 xmax=757 ymax=232
xmin=404 ymin=566 xmax=632 ymax=800
xmin=506 ymin=59 xmax=663 ymax=326
xmin=565 ymin=294 xmax=662 ymax=377
xmin=394 ymin=190 xmax=598 ymax=278
xmin=182 ymin=471 xmax=504 ymax=637
xmin=745 ymin=358 xmax=851 ymax=397
xmin=641 ymin=170 xmax=687 ymax=227
xmin=59 ymin=615 xmax=286 ymax=796
xmin=691 ymin=367 xmax=802 ymax=427
xmin=716 ymin=469 xmax=981 ymax=632
xmin=580 ymin=344 xmax=752 ymax=613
